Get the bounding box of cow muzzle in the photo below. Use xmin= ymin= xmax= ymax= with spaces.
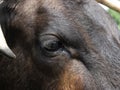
xmin=0 ymin=25 xmax=16 ymax=59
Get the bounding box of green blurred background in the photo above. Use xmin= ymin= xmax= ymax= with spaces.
xmin=108 ymin=0 xmax=120 ymax=30
xmin=109 ymin=9 xmax=120 ymax=30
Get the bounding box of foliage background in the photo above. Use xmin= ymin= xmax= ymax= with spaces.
xmin=108 ymin=0 xmax=120 ymax=30
xmin=108 ymin=9 xmax=120 ymax=30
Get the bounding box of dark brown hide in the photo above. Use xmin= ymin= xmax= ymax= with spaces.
xmin=0 ymin=0 xmax=120 ymax=90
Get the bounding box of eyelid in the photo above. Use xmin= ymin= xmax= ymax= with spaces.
xmin=39 ymin=32 xmax=67 ymax=50
xmin=40 ymin=33 xmax=58 ymax=37
xmin=40 ymin=33 xmax=63 ymax=41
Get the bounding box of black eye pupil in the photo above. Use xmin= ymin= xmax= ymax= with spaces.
xmin=44 ymin=41 xmax=62 ymax=51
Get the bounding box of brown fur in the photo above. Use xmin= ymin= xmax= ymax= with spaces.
xmin=0 ymin=0 xmax=120 ymax=90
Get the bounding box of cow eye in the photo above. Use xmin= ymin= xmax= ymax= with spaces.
xmin=39 ymin=35 xmax=64 ymax=56
xmin=43 ymin=40 xmax=63 ymax=52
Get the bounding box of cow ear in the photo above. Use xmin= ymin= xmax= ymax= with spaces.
xmin=0 ymin=25 xmax=16 ymax=59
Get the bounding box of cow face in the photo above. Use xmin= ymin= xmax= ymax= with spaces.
xmin=0 ymin=0 xmax=120 ymax=90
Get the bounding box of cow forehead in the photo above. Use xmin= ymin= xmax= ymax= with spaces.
xmin=10 ymin=0 xmax=81 ymax=31
xmin=13 ymin=0 xmax=88 ymax=15
xmin=8 ymin=0 xmax=112 ymax=46
xmin=13 ymin=0 xmax=89 ymax=28
xmin=9 ymin=0 xmax=97 ymax=44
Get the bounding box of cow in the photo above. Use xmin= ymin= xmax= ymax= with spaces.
xmin=0 ymin=0 xmax=120 ymax=90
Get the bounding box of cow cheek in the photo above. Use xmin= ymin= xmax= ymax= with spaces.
xmin=57 ymin=64 xmax=83 ymax=90
xmin=56 ymin=60 xmax=96 ymax=90
xmin=32 ymin=48 xmax=96 ymax=90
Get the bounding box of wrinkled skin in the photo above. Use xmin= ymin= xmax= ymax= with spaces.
xmin=0 ymin=0 xmax=120 ymax=90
